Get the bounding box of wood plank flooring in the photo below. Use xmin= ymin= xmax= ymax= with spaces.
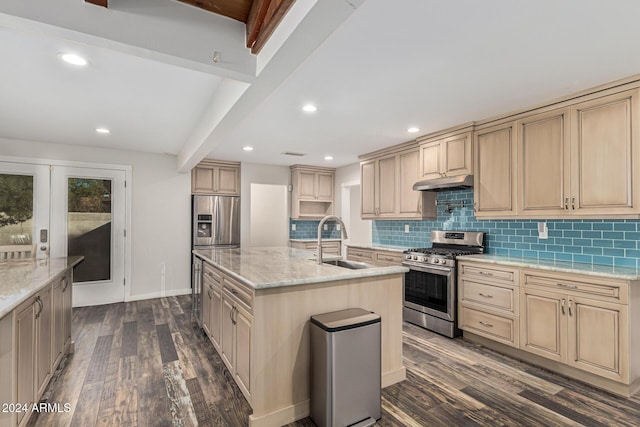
xmin=29 ymin=295 xmax=640 ymax=427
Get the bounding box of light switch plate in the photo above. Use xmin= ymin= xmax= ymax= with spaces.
xmin=336 ymin=224 xmax=341 ymax=231
xmin=291 ymin=224 xmax=296 ymax=231
xmin=323 ymin=224 xmax=328 ymax=231
xmin=405 ymin=224 xmax=410 ymax=233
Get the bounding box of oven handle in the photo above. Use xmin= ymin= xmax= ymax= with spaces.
xmin=403 ymin=263 xmax=452 ymax=274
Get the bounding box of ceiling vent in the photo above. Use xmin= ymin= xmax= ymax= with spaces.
xmin=282 ymin=152 xmax=307 ymax=157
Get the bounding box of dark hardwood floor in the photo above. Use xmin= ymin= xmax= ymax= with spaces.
xmin=30 ymin=295 xmax=640 ymax=426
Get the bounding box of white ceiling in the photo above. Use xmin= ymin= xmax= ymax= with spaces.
xmin=2 ymin=0 xmax=640 ymax=168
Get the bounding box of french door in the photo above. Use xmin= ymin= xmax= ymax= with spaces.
xmin=0 ymin=159 xmax=127 ymax=306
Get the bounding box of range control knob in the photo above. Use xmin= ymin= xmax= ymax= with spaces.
xmin=433 ymin=258 xmax=440 ymax=264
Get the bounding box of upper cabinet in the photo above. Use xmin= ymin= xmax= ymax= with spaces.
xmin=290 ymin=165 xmax=335 ymax=219
xmin=418 ymin=129 xmax=472 ymax=180
xmin=192 ymin=160 xmax=241 ymax=195
xmin=359 ymin=143 xmax=436 ymax=220
xmin=474 ymin=121 xmax=518 ymax=217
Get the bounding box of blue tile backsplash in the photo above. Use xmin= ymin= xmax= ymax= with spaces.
xmin=289 ymin=219 xmax=343 ymax=240
xmin=371 ymin=188 xmax=640 ymax=268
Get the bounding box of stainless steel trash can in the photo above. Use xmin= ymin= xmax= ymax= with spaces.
xmin=310 ymin=308 xmax=381 ymax=427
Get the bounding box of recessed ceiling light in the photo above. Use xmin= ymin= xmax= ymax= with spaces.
xmin=302 ymin=104 xmax=317 ymax=113
xmin=60 ymin=53 xmax=88 ymax=66
xmin=243 ymin=146 xmax=254 ymax=151
xmin=95 ymin=127 xmax=110 ymax=134
xmin=408 ymin=127 xmax=420 ymax=133
xmin=324 ymin=155 xmax=333 ymax=161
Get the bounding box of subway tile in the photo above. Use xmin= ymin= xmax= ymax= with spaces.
xmin=523 ymin=250 xmax=538 ymax=258
xmin=593 ymin=223 xmax=614 ymax=231
xmin=538 ymin=251 xmax=554 ymax=260
xmin=624 ymin=249 xmax=640 ymax=258
xmin=556 ymin=222 xmax=573 ymax=230
xmin=603 ymin=248 xmax=625 ymax=257
xmin=530 ymin=244 xmax=547 ymax=251
xmin=573 ymin=254 xmax=593 ymax=264
xmin=593 ymin=256 xmax=613 ymax=265
xmin=508 ymin=249 xmax=523 ymax=257
xmin=582 ymin=231 xmax=602 ymax=239
xmin=555 ymin=238 xmax=573 ymax=246
xmin=592 ymin=239 xmax=614 ymax=248
xmin=614 ymin=257 xmax=637 ymax=268
xmin=602 ymin=231 xmax=624 ymax=240
xmin=572 ymin=239 xmax=592 ymax=246
xmin=625 ymin=231 xmax=640 ymax=240
xmin=555 ymin=253 xmax=572 ymax=261
xmin=583 ymin=247 xmax=603 ymax=256
xmin=563 ymin=246 xmax=582 ymax=254
xmin=614 ymin=240 xmax=637 ymax=249
xmin=515 ymin=243 xmax=531 ymax=250
xmin=573 ymin=222 xmax=592 ymax=230
xmin=563 ymin=231 xmax=582 ymax=238
xmin=614 ymin=222 xmax=637 ymax=231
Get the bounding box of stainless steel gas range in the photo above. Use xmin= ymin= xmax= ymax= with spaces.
xmin=402 ymin=230 xmax=485 ymax=338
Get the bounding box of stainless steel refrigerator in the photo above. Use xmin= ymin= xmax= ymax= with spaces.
xmin=191 ymin=195 xmax=240 ymax=326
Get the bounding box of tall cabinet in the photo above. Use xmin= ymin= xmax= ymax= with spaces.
xmin=191 ymin=160 xmax=241 ymax=195
xmin=290 ymin=165 xmax=335 ymax=219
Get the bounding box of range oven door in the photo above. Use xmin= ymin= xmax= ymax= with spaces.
xmin=404 ymin=264 xmax=454 ymax=322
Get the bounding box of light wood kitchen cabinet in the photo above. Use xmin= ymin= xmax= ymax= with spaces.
xmin=345 ymin=246 xmax=375 ymax=263
xmin=520 ymin=270 xmax=630 ymax=383
xmin=418 ymin=129 xmax=472 ymax=180
xmin=15 ymin=296 xmax=35 ymax=427
xmin=359 ymin=144 xmax=436 ymax=220
xmin=290 ymin=240 xmax=341 ymax=256
xmin=346 ymin=246 xmax=404 ymax=266
xmin=202 ymin=280 xmax=212 ymax=337
xmin=458 ymin=262 xmax=520 ymax=347
xmin=52 ymin=272 xmax=72 ymax=368
xmin=569 ymin=89 xmax=640 ymax=216
xmin=473 ymin=121 xmax=518 ymax=217
xmin=191 ymin=159 xmax=241 ymax=195
xmin=517 ymin=108 xmax=571 ymax=216
xmin=0 ymin=314 xmax=12 ymax=427
xmin=290 ymin=165 xmax=335 ymax=219
xmin=202 ymin=262 xmax=222 ymax=350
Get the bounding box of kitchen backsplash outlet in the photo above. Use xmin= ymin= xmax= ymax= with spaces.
xmin=289 ymin=219 xmax=342 ymax=240
xmin=372 ymin=188 xmax=640 ymax=268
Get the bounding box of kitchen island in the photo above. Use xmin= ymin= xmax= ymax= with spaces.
xmin=193 ymin=247 xmax=407 ymax=427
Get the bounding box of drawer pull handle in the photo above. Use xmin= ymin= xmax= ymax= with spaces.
xmin=557 ymin=283 xmax=577 ymax=289
xmin=561 ymin=298 xmax=566 ymax=315
xmin=229 ymin=288 xmax=238 ymax=295
xmin=478 ymin=321 xmax=493 ymax=328
xmin=479 ymin=271 xmax=494 ymax=276
xmin=385 ymin=257 xmax=394 ymax=261
xmin=478 ymin=293 xmax=493 ymax=299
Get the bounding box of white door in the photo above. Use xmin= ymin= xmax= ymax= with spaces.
xmin=50 ymin=166 xmax=126 ymax=306
xmin=0 ymin=161 xmax=50 ymax=260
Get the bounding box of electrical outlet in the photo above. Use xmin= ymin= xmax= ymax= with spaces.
xmin=538 ymin=222 xmax=548 ymax=239
xmin=323 ymin=224 xmax=328 ymax=231
xmin=405 ymin=224 xmax=410 ymax=233
xmin=291 ymin=224 xmax=296 ymax=231
xmin=336 ymin=224 xmax=341 ymax=231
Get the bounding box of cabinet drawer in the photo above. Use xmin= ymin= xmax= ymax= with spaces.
xmin=346 ymin=247 xmax=374 ymax=262
xmin=222 ymin=275 xmax=254 ymax=313
xmin=460 ymin=279 xmax=517 ymax=314
xmin=374 ymin=251 xmax=404 ymax=266
xmin=460 ymin=262 xmax=518 ymax=285
xmin=522 ymin=270 xmax=628 ymax=304
xmin=460 ymin=306 xmax=519 ymax=347
xmin=203 ymin=262 xmax=222 ymax=287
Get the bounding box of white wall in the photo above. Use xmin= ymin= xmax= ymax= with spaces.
xmin=0 ymin=138 xmax=191 ymax=300
xmin=240 ymin=162 xmax=290 ymax=248
xmin=250 ymin=183 xmax=288 ymax=247
xmin=334 ymin=162 xmax=371 ymax=248
xmin=334 ymin=162 xmax=360 ymax=215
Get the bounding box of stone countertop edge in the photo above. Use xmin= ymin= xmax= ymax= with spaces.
xmin=0 ymin=256 xmax=84 ymax=319
xmin=456 ymin=254 xmax=640 ymax=281
xmin=193 ymin=248 xmax=408 ymax=290
xmin=346 ymin=244 xmax=407 ymax=253
xmin=289 ymin=238 xmax=342 ymax=242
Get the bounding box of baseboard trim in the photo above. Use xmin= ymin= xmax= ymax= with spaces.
xmin=126 ymin=288 xmax=191 ymax=302
xmin=382 ymin=366 xmax=407 ymax=388
xmin=249 ymin=400 xmax=310 ymax=427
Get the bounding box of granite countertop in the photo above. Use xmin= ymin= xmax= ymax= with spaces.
xmin=0 ymin=256 xmax=84 ymax=318
xmin=193 ymin=247 xmax=408 ymax=290
xmin=346 ymin=244 xmax=407 ymax=253
xmin=289 ymin=238 xmax=342 ymax=242
xmin=457 ymin=254 xmax=640 ymax=281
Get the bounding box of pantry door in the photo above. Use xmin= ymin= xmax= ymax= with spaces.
xmin=50 ymin=166 xmax=127 ymax=306
xmin=0 ymin=161 xmax=50 ymax=259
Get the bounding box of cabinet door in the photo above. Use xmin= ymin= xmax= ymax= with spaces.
xmin=399 ymin=149 xmax=421 ymax=216
xmin=419 ymin=141 xmax=442 ymax=179
xmin=474 ymin=122 xmax=517 ymax=217
xmin=518 ymin=109 xmax=570 ymax=215
xmin=520 ymin=288 xmax=566 ymax=363
xmin=235 ymin=306 xmax=252 ymax=398
xmin=360 ymin=161 xmax=376 ymax=218
xmin=216 ymin=166 xmax=239 ymax=195
xmin=297 ymin=171 xmax=316 ymax=199
xmin=36 ymin=286 xmax=52 ymax=397
xmin=192 ymin=166 xmax=216 ymax=194
xmin=210 ymin=285 xmax=222 ymax=351
xmin=442 ymin=132 xmax=472 ymax=177
xmin=568 ymin=297 xmax=628 ymax=382
xmin=377 ymin=156 xmax=396 ymax=216
xmin=571 ymin=90 xmax=640 ymax=215
xmin=221 ymin=296 xmax=235 ymax=371
xmin=202 ymin=282 xmax=212 ymax=337
xmin=316 ymin=172 xmax=334 ymax=200
xmin=0 ymin=315 xmax=12 ymax=427
xmin=62 ymin=272 xmax=72 ymax=348
xmin=16 ymin=299 xmax=35 ymax=425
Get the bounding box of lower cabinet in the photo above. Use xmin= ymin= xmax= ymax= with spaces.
xmin=346 ymin=246 xmax=404 ymax=266
xmin=52 ymin=272 xmax=72 ymax=368
xmin=459 ymin=261 xmax=636 ymax=395
xmin=289 ymin=240 xmax=341 ymax=256
xmin=201 ymin=259 xmax=253 ymax=403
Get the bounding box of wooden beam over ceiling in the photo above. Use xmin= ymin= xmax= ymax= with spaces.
xmin=85 ymin=0 xmax=108 ymax=7
xmin=177 ymin=0 xmax=252 ymax=23
xmin=246 ymin=0 xmax=295 ymax=54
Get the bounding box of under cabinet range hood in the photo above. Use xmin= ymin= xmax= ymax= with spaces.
xmin=413 ymin=174 xmax=474 ymax=191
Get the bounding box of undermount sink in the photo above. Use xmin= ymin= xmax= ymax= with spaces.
xmin=323 ymin=259 xmax=375 ymax=270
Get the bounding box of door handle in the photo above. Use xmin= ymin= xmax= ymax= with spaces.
xmin=564 ymin=197 xmax=568 ymax=210
xmin=571 ymin=197 xmax=575 ymax=210
xmin=35 ymin=296 xmax=43 ymax=319
xmin=568 ymin=299 xmax=573 ymax=316
xmin=561 ymin=298 xmax=565 ymax=315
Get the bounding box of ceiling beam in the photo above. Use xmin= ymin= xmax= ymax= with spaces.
xmin=85 ymin=0 xmax=108 ymax=7
xmin=246 ymin=0 xmax=296 ymax=54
